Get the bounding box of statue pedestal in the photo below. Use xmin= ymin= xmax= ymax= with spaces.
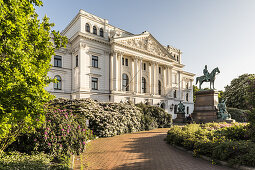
xmin=192 ymin=90 xmax=219 ymax=123
xmin=225 ymin=118 xmax=235 ymax=123
xmin=173 ymin=113 xmax=185 ymax=123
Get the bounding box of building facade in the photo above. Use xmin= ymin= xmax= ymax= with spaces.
xmin=45 ymin=10 xmax=195 ymax=119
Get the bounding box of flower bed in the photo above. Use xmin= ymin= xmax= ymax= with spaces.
xmin=49 ymin=99 xmax=172 ymax=137
xmin=166 ymin=123 xmax=255 ymax=167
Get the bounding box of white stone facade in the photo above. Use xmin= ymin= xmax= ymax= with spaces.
xmin=46 ymin=10 xmax=195 ymax=119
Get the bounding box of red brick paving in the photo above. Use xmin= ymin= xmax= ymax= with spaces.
xmin=74 ymin=128 xmax=233 ymax=170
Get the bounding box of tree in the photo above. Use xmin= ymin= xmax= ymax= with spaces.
xmin=223 ymin=74 xmax=255 ymax=110
xmin=193 ymin=85 xmax=199 ymax=103
xmin=0 ymin=0 xmax=67 ymax=151
xmin=246 ymin=77 xmax=255 ymax=109
xmin=218 ymin=90 xmax=224 ymax=103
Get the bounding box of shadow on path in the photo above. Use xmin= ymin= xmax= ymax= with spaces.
xmin=77 ymin=128 xmax=233 ymax=170
xmin=114 ymin=129 xmax=232 ymax=170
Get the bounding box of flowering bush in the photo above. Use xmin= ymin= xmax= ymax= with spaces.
xmin=166 ymin=123 xmax=255 ymax=167
xmin=8 ymin=108 xmax=94 ymax=159
xmin=49 ymin=98 xmax=172 ymax=137
xmin=136 ymin=103 xmax=172 ymax=129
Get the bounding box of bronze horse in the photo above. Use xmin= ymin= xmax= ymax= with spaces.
xmin=196 ymin=67 xmax=220 ymax=89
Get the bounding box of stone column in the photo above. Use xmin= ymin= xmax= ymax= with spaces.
xmin=134 ymin=57 xmax=138 ymax=93
xmin=112 ymin=52 xmax=118 ymax=91
xmin=169 ymin=67 xmax=173 ymax=89
xmin=150 ymin=62 xmax=155 ymax=95
xmin=119 ymin=53 xmax=123 ymax=91
xmin=149 ymin=63 xmax=152 ymax=94
xmin=131 ymin=57 xmax=134 ymax=92
xmin=110 ymin=53 xmax=113 ymax=91
xmin=139 ymin=59 xmax=143 ymax=93
xmin=163 ymin=66 xmax=166 ymax=95
xmin=155 ymin=62 xmax=159 ymax=94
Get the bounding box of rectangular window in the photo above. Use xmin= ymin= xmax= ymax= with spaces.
xmin=159 ymin=67 xmax=161 ymax=74
xmin=76 ymin=55 xmax=78 ymax=67
xmin=122 ymin=58 xmax=125 ymax=65
xmin=125 ymin=58 xmax=128 ymax=66
xmin=143 ymin=63 xmax=146 ymax=70
xmin=54 ymin=55 xmax=62 ymax=67
xmin=91 ymin=77 xmax=98 ymax=90
xmin=92 ymin=55 xmax=98 ymax=68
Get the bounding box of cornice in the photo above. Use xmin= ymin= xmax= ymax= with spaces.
xmin=181 ymin=71 xmax=196 ymax=77
xmin=69 ymin=32 xmax=110 ymax=46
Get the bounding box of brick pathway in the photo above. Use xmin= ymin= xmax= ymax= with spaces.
xmin=74 ymin=128 xmax=233 ymax=170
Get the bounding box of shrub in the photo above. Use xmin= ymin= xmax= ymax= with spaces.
xmin=136 ymin=103 xmax=172 ymax=128
xmin=0 ymin=151 xmax=69 ymax=170
xmin=166 ymin=123 xmax=255 ymax=167
xmin=8 ymin=108 xmax=94 ymax=159
xmin=49 ymin=99 xmax=172 ymax=137
xmin=227 ymin=108 xmax=250 ymax=122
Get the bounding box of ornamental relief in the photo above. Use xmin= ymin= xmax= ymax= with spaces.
xmin=118 ymin=37 xmax=171 ymax=59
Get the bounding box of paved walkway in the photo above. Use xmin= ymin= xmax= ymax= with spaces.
xmin=74 ymin=128 xmax=233 ymax=170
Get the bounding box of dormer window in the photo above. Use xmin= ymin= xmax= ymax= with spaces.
xmin=93 ymin=26 xmax=97 ymax=35
xmin=100 ymin=28 xmax=104 ymax=37
xmin=86 ymin=23 xmax=90 ymax=32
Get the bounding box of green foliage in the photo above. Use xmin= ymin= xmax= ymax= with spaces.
xmin=0 ymin=0 xmax=67 ymax=151
xmin=227 ymin=107 xmax=250 ymax=122
xmin=166 ymin=123 xmax=255 ymax=167
xmin=48 ymin=99 xmax=172 ymax=137
xmin=247 ymin=109 xmax=255 ymax=142
xmin=224 ymin=74 xmax=255 ymax=110
xmin=7 ymin=108 xmax=94 ymax=158
xmin=0 ymin=151 xmax=69 ymax=170
xmin=218 ymin=90 xmax=224 ymax=103
xmin=193 ymin=85 xmax=199 ymax=103
xmin=136 ymin=103 xmax=172 ymax=128
xmin=246 ymin=77 xmax=255 ymax=109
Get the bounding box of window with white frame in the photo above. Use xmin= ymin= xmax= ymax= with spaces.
xmin=54 ymin=75 xmax=62 ymax=90
xmin=54 ymin=55 xmax=62 ymax=67
xmin=91 ymin=77 xmax=98 ymax=90
xmin=92 ymin=55 xmax=98 ymax=68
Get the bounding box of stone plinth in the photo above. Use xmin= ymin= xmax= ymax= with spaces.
xmin=173 ymin=113 xmax=185 ymax=123
xmin=192 ymin=90 xmax=219 ymax=123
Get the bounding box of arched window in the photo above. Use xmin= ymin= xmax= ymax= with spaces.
xmin=93 ymin=26 xmax=97 ymax=35
xmin=54 ymin=75 xmax=62 ymax=90
xmin=160 ymin=103 xmax=165 ymax=109
xmin=186 ymin=93 xmax=189 ymax=101
xmin=142 ymin=77 xmax=146 ymax=93
xmin=158 ymin=80 xmax=161 ymax=95
xmin=100 ymin=28 xmax=104 ymax=37
xmin=122 ymin=74 xmax=129 ymax=91
xmin=85 ymin=23 xmax=90 ymax=32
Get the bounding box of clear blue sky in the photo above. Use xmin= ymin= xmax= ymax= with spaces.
xmin=36 ymin=0 xmax=255 ymax=90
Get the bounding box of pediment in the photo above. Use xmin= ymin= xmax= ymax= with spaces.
xmin=113 ymin=33 xmax=175 ymax=60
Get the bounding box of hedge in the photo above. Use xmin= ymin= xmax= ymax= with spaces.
xmin=48 ymin=99 xmax=172 ymax=137
xmin=166 ymin=123 xmax=255 ymax=167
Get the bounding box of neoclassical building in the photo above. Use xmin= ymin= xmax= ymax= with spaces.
xmin=46 ymin=10 xmax=195 ymax=119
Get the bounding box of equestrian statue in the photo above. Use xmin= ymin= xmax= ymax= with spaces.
xmin=196 ymin=65 xmax=220 ymax=89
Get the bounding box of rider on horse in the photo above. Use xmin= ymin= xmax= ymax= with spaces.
xmin=203 ymin=65 xmax=210 ymax=81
